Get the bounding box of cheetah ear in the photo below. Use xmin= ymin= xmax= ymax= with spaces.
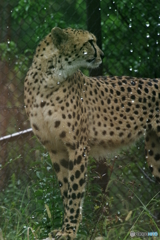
xmin=51 ymin=27 xmax=68 ymax=48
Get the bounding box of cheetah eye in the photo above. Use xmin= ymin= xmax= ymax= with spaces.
xmin=88 ymin=39 xmax=94 ymax=45
xmin=88 ymin=39 xmax=95 ymax=50
xmin=88 ymin=39 xmax=97 ymax=58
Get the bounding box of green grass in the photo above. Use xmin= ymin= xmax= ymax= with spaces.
xmin=0 ymin=143 xmax=160 ymax=239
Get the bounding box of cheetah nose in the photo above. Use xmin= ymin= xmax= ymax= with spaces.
xmin=100 ymin=51 xmax=104 ymax=59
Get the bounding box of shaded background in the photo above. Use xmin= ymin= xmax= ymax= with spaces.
xmin=0 ymin=0 xmax=160 ymax=239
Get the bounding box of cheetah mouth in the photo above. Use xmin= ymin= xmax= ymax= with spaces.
xmin=87 ymin=59 xmax=102 ymax=68
xmin=86 ymin=58 xmax=96 ymax=63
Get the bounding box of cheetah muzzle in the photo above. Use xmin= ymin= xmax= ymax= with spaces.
xmin=24 ymin=27 xmax=160 ymax=239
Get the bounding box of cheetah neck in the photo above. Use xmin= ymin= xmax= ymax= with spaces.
xmin=31 ymin=34 xmax=79 ymax=86
xmin=32 ymin=53 xmax=78 ymax=87
xmin=43 ymin=60 xmax=78 ymax=88
xmin=51 ymin=58 xmax=78 ymax=83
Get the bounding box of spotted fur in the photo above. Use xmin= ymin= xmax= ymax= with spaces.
xmin=24 ymin=27 xmax=160 ymax=239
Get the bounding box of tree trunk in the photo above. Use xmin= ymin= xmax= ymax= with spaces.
xmin=86 ymin=1 xmax=109 ymax=201
xmin=86 ymin=0 xmax=103 ymax=76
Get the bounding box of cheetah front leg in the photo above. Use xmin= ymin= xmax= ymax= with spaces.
xmin=145 ymin=130 xmax=160 ymax=181
xmin=51 ymin=145 xmax=89 ymax=240
xmin=49 ymin=150 xmax=70 ymax=238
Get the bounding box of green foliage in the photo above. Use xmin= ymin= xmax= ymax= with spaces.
xmin=11 ymin=0 xmax=86 ymax=52
xmin=101 ymin=0 xmax=160 ymax=77
xmin=0 ymin=40 xmax=32 ymax=77
xmin=0 ymin=41 xmax=18 ymax=61
xmin=12 ymin=0 xmax=65 ymax=46
xmin=30 ymin=151 xmax=63 ymax=238
xmin=0 ymin=150 xmax=61 ymax=239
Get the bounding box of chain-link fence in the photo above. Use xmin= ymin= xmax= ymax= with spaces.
xmin=0 ymin=0 xmax=160 ymax=239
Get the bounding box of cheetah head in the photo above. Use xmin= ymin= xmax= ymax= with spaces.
xmin=51 ymin=27 xmax=104 ymax=70
xmin=33 ymin=27 xmax=104 ymax=83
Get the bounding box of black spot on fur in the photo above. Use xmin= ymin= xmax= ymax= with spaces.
xmin=60 ymin=159 xmax=69 ymax=169
xmin=73 ymin=183 xmax=78 ymax=191
xmin=60 ymin=131 xmax=66 ymax=138
xmin=55 ymin=121 xmax=60 ymax=127
xmin=33 ymin=123 xmax=39 ymax=131
xmin=53 ymin=163 xmax=60 ymax=173
xmin=40 ymin=101 xmax=46 ymax=107
xmin=154 ymin=154 xmax=160 ymax=161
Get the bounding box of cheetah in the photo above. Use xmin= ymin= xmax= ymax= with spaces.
xmin=24 ymin=27 xmax=160 ymax=239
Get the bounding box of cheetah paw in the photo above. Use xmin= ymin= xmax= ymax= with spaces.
xmin=43 ymin=238 xmax=54 ymax=240
xmin=51 ymin=230 xmax=75 ymax=240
